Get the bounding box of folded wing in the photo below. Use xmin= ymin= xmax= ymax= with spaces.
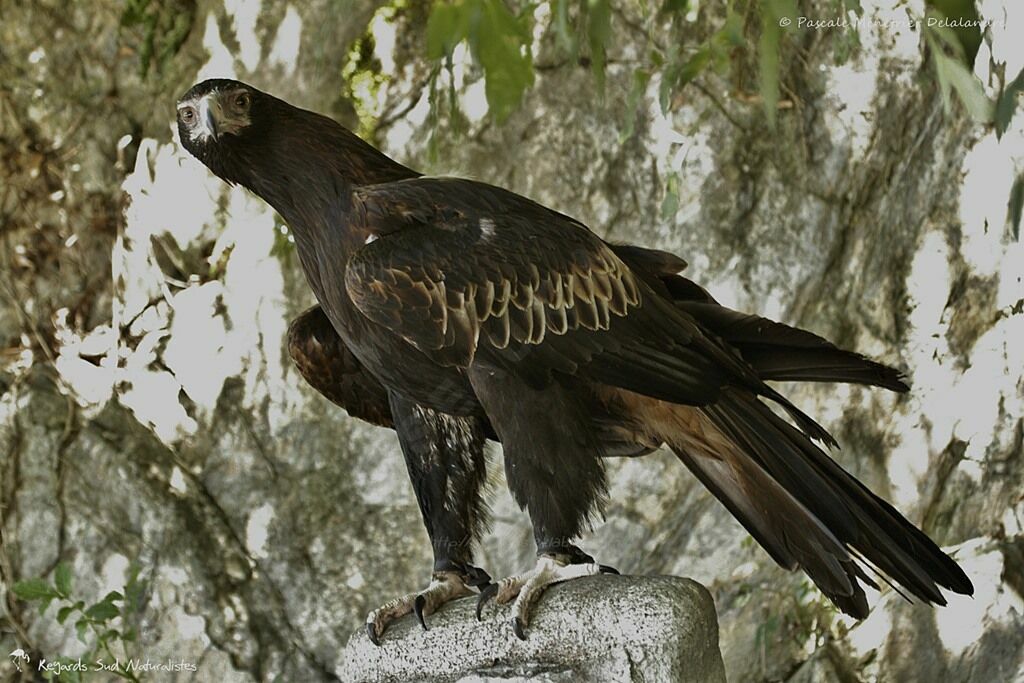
xmin=345 ymin=177 xmax=839 ymax=445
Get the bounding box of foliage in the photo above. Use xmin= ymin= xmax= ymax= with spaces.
xmin=426 ymin=0 xmax=536 ymax=121
xmin=120 ymin=0 xmax=195 ymax=77
xmin=926 ymin=0 xmax=982 ymax=64
xmin=421 ymin=0 xmax=806 ymax=124
xmin=342 ymin=8 xmax=396 ymax=140
xmin=995 ymin=66 xmax=1024 ymax=140
xmin=426 ymin=61 xmax=471 ymax=163
xmin=658 ymin=8 xmax=744 ymax=113
xmin=1009 ymin=172 xmax=1024 ymax=241
xmin=418 ymin=0 xmax=1022 ymax=136
xmin=923 ymin=9 xmax=992 ymax=124
xmin=12 ymin=562 xmax=148 ymax=682
xmin=112 ymin=0 xmax=1021 ymax=231
xmin=416 ymin=0 xmax=1022 ymax=232
xmin=587 ymin=0 xmax=613 ymax=89
xmin=111 ymin=0 xmax=1020 ymax=138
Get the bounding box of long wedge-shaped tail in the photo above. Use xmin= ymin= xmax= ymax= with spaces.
xmin=677 ymin=301 xmax=910 ymax=392
xmin=609 ymin=244 xmax=967 ymax=613
xmin=610 ymin=244 xmax=910 ymax=393
xmin=665 ymin=390 xmax=972 ymax=617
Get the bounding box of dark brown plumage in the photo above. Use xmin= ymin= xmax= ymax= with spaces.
xmin=287 ymin=306 xmax=393 ymax=429
xmin=178 ymin=78 xmax=972 ymax=642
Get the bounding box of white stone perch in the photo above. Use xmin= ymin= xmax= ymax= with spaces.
xmin=338 ymin=574 xmax=725 ymax=682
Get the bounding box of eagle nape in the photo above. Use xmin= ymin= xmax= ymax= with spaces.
xmin=178 ymin=79 xmax=973 ymax=645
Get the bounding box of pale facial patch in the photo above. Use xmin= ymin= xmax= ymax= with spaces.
xmin=177 ymin=88 xmax=252 ymax=143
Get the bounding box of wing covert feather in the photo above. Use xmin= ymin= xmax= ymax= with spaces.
xmin=343 ymin=178 xmax=757 ymax=408
xmin=346 ymin=180 xmax=643 ymax=369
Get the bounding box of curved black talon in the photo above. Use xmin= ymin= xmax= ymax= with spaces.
xmin=512 ymin=617 xmax=527 ymax=641
xmin=476 ymin=583 xmax=498 ymax=621
xmin=599 ymin=564 xmax=620 ymax=575
xmin=414 ymin=594 xmax=429 ymax=631
xmin=465 ymin=565 xmax=492 ymax=588
xmin=366 ymin=622 xmax=381 ymax=647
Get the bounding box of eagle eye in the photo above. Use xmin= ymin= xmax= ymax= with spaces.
xmin=234 ymin=92 xmax=251 ymax=111
xmin=179 ymin=106 xmax=197 ymax=124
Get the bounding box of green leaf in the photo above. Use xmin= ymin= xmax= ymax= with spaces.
xmin=55 ymin=562 xmax=73 ymax=597
xmin=75 ymin=618 xmax=90 ymax=643
xmin=945 ymin=59 xmax=994 ymax=122
xmin=713 ymin=11 xmax=745 ymax=51
xmin=1008 ymin=172 xmax=1024 ymax=241
xmin=761 ymin=0 xmax=798 ymax=124
xmin=39 ymin=595 xmax=55 ymax=615
xmin=621 ymin=69 xmax=651 ymax=142
xmin=102 ymin=591 xmax=125 ymax=603
xmin=927 ymin=26 xmax=993 ymax=123
xmin=676 ymin=46 xmax=712 ymax=90
xmin=758 ymin=21 xmax=781 ymax=126
xmin=659 ymin=10 xmax=743 ymax=114
xmin=85 ymin=600 xmax=120 ymax=622
xmin=661 ymin=174 xmax=680 ymax=221
xmin=587 ymin=0 xmax=612 ymax=90
xmin=57 ymin=605 xmax=77 ymax=625
xmin=660 ymin=47 xmax=710 ymax=114
xmin=125 ymin=564 xmax=145 ymax=615
xmin=552 ymin=0 xmax=577 ymax=54
xmin=758 ymin=0 xmax=797 ymax=125
xmin=661 ymin=0 xmax=688 ymax=13
xmin=926 ymin=0 xmax=982 ymax=65
xmin=996 ymin=67 xmax=1024 ymax=139
xmin=473 ymin=0 xmax=535 ymax=122
xmin=12 ymin=578 xmax=58 ymax=601
xmin=924 ymin=10 xmax=992 ymax=123
xmin=426 ymin=2 xmax=467 ymax=60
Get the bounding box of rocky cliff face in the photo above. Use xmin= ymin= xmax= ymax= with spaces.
xmin=1 ymin=0 xmax=1022 ymax=681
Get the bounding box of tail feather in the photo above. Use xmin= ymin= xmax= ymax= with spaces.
xmin=738 ymin=346 xmax=910 ymax=392
xmin=663 ymin=391 xmax=972 ymax=617
xmin=607 ymin=246 xmax=966 ymax=612
xmin=673 ymin=297 xmax=910 ymax=394
xmin=672 ymin=444 xmax=870 ymax=616
xmin=754 ymin=400 xmax=974 ymax=596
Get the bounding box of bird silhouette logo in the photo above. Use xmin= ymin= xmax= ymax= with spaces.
xmin=8 ymin=648 xmax=30 ymax=673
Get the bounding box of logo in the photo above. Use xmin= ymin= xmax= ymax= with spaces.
xmin=8 ymin=648 xmax=30 ymax=673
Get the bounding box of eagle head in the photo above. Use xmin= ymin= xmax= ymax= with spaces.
xmin=177 ymin=78 xmax=414 ymax=219
xmin=177 ymin=78 xmax=269 ymax=185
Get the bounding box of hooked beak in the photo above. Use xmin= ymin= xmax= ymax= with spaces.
xmin=199 ymin=95 xmax=220 ymax=141
xmin=180 ymin=88 xmax=249 ymax=143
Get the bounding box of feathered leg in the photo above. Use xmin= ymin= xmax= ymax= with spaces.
xmin=364 ymin=393 xmax=491 ymax=645
xmin=468 ymin=365 xmax=617 ymax=639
